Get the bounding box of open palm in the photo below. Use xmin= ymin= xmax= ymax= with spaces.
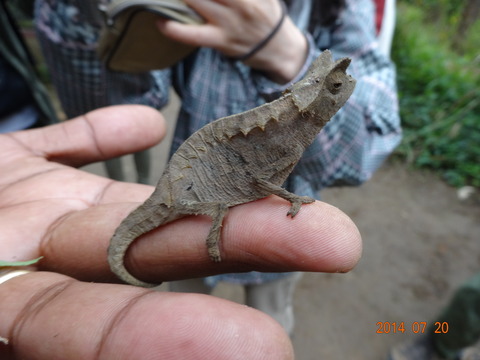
xmin=0 ymin=105 xmax=361 ymax=359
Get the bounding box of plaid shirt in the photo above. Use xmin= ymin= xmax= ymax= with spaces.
xmin=35 ymin=0 xmax=401 ymax=284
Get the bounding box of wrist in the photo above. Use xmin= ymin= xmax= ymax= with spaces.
xmin=243 ymin=17 xmax=308 ymax=84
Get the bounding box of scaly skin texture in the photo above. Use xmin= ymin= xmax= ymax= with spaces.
xmin=108 ymin=50 xmax=356 ymax=287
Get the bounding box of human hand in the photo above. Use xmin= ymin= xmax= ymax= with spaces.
xmin=0 ymin=105 xmax=361 ymax=359
xmin=157 ymin=0 xmax=308 ymax=83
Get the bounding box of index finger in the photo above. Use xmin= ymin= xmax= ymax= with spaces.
xmin=40 ymin=196 xmax=362 ymax=283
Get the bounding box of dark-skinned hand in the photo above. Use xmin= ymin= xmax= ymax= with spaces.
xmin=0 ymin=105 xmax=361 ymax=359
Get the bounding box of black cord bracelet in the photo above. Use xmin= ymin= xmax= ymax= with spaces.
xmin=232 ymin=1 xmax=287 ymax=62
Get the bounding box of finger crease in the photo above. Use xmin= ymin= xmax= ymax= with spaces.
xmin=10 ymin=279 xmax=75 ymax=354
xmin=92 ymin=180 xmax=116 ymax=206
xmin=39 ymin=210 xmax=78 ymax=265
xmin=94 ymin=290 xmax=153 ymax=359
xmin=0 ymin=166 xmax=62 ymax=197
xmin=82 ymin=114 xmax=106 ymax=159
xmin=3 ymin=132 xmax=38 ymax=155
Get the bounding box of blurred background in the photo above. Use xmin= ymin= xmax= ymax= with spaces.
xmin=392 ymin=0 xmax=479 ymax=190
xmin=5 ymin=0 xmax=480 ymax=358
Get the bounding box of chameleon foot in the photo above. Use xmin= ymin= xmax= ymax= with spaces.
xmin=287 ymin=196 xmax=315 ymax=217
xmin=208 ymin=246 xmax=222 ymax=262
xmin=255 ymin=178 xmax=315 ymax=217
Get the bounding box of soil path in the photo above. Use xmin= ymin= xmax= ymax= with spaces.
xmin=293 ymin=162 xmax=479 ymax=359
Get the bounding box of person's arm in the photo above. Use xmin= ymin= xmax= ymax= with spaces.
xmin=157 ymin=0 xmax=308 ymax=84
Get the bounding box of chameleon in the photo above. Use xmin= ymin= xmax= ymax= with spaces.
xmin=108 ymin=50 xmax=356 ymax=287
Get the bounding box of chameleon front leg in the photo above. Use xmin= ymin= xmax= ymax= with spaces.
xmin=254 ymin=143 xmax=315 ymax=217
xmin=178 ymin=201 xmax=229 ymax=262
xmin=255 ymin=178 xmax=315 ymax=217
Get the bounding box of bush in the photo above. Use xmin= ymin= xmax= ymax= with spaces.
xmin=392 ymin=3 xmax=480 ymax=187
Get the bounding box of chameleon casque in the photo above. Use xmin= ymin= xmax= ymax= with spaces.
xmin=108 ymin=50 xmax=356 ymax=287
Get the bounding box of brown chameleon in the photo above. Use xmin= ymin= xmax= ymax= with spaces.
xmin=108 ymin=50 xmax=356 ymax=287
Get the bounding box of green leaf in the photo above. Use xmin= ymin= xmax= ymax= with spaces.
xmin=0 ymin=257 xmax=43 ymax=267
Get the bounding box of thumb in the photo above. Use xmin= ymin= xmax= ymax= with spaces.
xmin=11 ymin=105 xmax=166 ymax=168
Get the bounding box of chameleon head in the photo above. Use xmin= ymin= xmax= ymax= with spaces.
xmin=290 ymin=50 xmax=356 ymax=121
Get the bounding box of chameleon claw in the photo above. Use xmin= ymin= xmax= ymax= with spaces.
xmin=287 ymin=203 xmax=301 ymax=217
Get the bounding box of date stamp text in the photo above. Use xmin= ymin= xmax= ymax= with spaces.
xmin=376 ymin=321 xmax=449 ymax=334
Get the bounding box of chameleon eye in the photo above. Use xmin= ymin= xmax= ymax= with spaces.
xmin=328 ymin=80 xmax=343 ymax=94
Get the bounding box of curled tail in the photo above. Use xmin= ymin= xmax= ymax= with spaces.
xmin=108 ymin=201 xmax=179 ymax=287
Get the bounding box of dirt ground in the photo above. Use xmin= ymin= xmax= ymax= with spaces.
xmin=82 ymin=98 xmax=480 ymax=360
xmin=294 ymin=163 xmax=479 ymax=359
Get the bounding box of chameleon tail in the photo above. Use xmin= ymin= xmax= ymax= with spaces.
xmin=108 ymin=201 xmax=178 ymax=288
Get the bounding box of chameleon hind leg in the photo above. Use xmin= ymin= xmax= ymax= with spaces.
xmin=255 ymin=178 xmax=315 ymax=217
xmin=178 ymin=201 xmax=229 ymax=262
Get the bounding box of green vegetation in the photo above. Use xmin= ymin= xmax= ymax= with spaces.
xmin=392 ymin=1 xmax=480 ymax=187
